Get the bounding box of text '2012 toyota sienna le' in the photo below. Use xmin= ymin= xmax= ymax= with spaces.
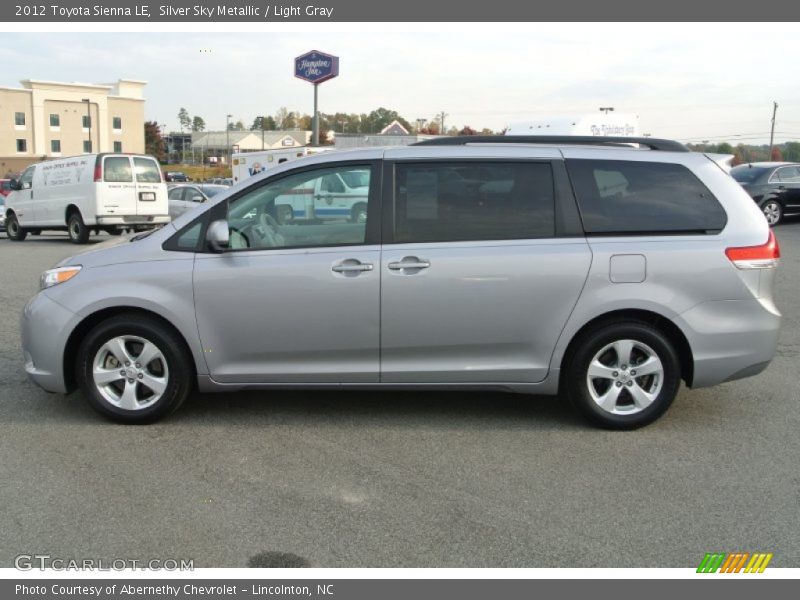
xmin=20 ymin=136 xmax=781 ymax=428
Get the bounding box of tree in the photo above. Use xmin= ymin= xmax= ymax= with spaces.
xmin=177 ymin=107 xmax=191 ymax=132
xmin=783 ymin=142 xmax=800 ymax=162
xmin=458 ymin=125 xmax=478 ymax=136
xmin=297 ymin=114 xmax=313 ymax=130
xmin=275 ymin=107 xmax=296 ymax=130
xmin=191 ymin=116 xmax=206 ymax=132
xmin=319 ymin=129 xmax=333 ymax=145
xmin=362 ymin=107 xmax=412 ymax=133
xmin=251 ymin=116 xmax=277 ymax=131
xmin=771 ymin=146 xmax=783 ymax=161
xmin=144 ymin=121 xmax=166 ymax=162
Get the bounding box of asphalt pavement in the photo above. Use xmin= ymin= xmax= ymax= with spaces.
xmin=0 ymin=224 xmax=798 ymax=568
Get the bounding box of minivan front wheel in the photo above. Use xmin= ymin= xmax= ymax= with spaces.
xmin=76 ymin=315 xmax=192 ymax=423
xmin=761 ymin=200 xmax=782 ymax=226
xmin=566 ymin=322 xmax=681 ymax=429
xmin=67 ymin=212 xmax=90 ymax=244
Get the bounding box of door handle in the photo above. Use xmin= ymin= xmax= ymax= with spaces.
xmin=332 ymin=262 xmax=374 ymax=273
xmin=388 ymin=258 xmax=431 ymax=270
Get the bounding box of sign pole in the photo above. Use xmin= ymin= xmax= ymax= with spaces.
xmin=313 ymin=83 xmax=319 ymax=147
xmin=294 ymin=50 xmax=339 ymax=149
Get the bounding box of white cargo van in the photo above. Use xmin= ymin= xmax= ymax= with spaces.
xmin=4 ymin=153 xmax=169 ymax=244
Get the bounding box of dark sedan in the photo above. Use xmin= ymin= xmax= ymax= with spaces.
xmin=731 ymin=162 xmax=800 ymax=225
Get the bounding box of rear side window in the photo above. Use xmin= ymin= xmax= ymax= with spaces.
xmin=103 ymin=157 xmax=132 ymax=183
xmin=774 ymin=166 xmax=800 ymax=183
xmin=566 ymin=159 xmax=727 ymax=234
xmin=133 ymin=157 xmax=162 ymax=183
xmin=394 ymin=162 xmax=555 ymax=243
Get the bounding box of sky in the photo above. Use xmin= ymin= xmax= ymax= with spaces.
xmin=1 ymin=23 xmax=799 ymax=145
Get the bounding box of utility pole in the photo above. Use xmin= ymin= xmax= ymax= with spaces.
xmin=439 ymin=111 xmax=448 ymax=135
xmin=768 ymin=101 xmax=778 ymax=160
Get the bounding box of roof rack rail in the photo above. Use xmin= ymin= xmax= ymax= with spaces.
xmin=413 ymin=135 xmax=689 ymax=152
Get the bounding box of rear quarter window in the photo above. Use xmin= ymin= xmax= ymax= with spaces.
xmin=566 ymin=159 xmax=727 ymax=234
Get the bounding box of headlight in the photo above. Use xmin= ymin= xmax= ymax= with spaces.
xmin=41 ymin=266 xmax=82 ymax=290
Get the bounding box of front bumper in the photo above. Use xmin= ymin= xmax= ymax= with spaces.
xmin=21 ymin=291 xmax=77 ymax=393
xmin=677 ymin=297 xmax=781 ymax=388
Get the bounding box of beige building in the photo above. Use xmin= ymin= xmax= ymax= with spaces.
xmin=0 ymin=79 xmax=146 ymax=175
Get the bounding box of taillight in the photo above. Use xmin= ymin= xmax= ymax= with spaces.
xmin=93 ymin=157 xmax=102 ymax=182
xmin=725 ymin=230 xmax=780 ymax=269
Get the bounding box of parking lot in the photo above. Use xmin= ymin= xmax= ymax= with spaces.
xmin=0 ymin=223 xmax=798 ymax=568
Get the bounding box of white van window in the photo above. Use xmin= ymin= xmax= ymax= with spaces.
xmin=134 ymin=157 xmax=162 ymax=183
xmin=104 ymin=157 xmax=132 ymax=183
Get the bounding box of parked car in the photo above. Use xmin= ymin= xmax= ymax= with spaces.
xmin=4 ymin=153 xmax=169 ymax=243
xmin=0 ymin=195 xmax=6 ymax=232
xmin=168 ymin=184 xmax=228 ymax=220
xmin=164 ymin=171 xmax=190 ymax=182
xmin=731 ymin=162 xmax=800 ymax=225
xmin=21 ymin=136 xmax=780 ymax=428
xmin=0 ymin=178 xmax=13 ymax=197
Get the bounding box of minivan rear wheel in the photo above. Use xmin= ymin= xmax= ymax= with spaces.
xmin=67 ymin=211 xmax=90 ymax=244
xmin=566 ymin=322 xmax=681 ymax=429
xmin=761 ymin=200 xmax=782 ymax=226
xmin=6 ymin=213 xmax=26 ymax=241
xmin=76 ymin=315 xmax=192 ymax=423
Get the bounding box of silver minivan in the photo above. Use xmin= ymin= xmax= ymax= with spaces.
xmin=20 ymin=137 xmax=781 ymax=428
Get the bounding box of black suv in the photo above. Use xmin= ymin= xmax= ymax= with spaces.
xmin=731 ymin=162 xmax=800 ymax=225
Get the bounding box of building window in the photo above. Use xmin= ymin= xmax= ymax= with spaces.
xmin=83 ymin=140 xmax=92 ymax=153
xmin=113 ymin=141 xmax=122 ymax=152
xmin=16 ymin=139 xmax=27 ymax=152
xmin=51 ymin=140 xmax=61 ymax=153
xmin=50 ymin=114 xmax=60 ymax=127
xmin=15 ymin=112 xmax=26 ymax=126
xmin=112 ymin=117 xmax=122 ymax=130
xmin=82 ymin=115 xmax=91 ymax=128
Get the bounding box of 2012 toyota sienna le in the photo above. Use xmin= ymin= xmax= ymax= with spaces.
xmin=20 ymin=136 xmax=782 ymax=428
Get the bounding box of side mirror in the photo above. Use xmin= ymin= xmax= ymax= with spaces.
xmin=206 ymin=219 xmax=229 ymax=252
xmin=9 ymin=179 xmax=21 ymax=191
xmin=192 ymin=194 xmax=204 ymax=202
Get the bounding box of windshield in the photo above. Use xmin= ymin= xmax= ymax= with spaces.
xmin=731 ymin=166 xmax=767 ymax=183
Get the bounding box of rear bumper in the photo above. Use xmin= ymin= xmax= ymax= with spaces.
xmin=21 ymin=291 xmax=76 ymax=394
xmin=677 ymin=297 xmax=781 ymax=388
xmin=96 ymin=215 xmax=170 ymax=226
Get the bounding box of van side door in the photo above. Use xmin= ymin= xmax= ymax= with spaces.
xmin=380 ymin=158 xmax=591 ymax=384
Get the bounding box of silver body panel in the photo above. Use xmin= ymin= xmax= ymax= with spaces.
xmin=21 ymin=144 xmax=781 ymax=399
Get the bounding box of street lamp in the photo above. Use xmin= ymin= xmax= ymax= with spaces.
xmin=81 ymin=98 xmax=92 ymax=152
xmin=599 ymin=107 xmax=614 ymax=115
xmin=225 ymin=114 xmax=232 ymax=165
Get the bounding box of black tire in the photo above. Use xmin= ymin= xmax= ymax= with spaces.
xmin=76 ymin=315 xmax=193 ymax=424
xmin=67 ymin=211 xmax=90 ymax=244
xmin=565 ymin=321 xmax=681 ymax=430
xmin=350 ymin=202 xmax=368 ymax=224
xmin=6 ymin=213 xmax=26 ymax=241
xmin=760 ymin=200 xmax=782 ymax=226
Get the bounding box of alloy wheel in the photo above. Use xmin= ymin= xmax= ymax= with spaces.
xmin=92 ymin=335 xmax=169 ymax=411
xmin=586 ymin=339 xmax=664 ymax=415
